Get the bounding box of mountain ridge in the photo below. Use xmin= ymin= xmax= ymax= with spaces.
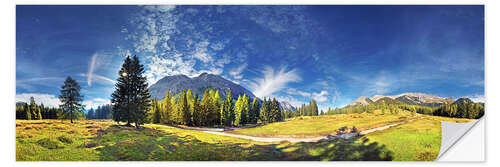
xmin=148 ymin=73 xmax=257 ymax=100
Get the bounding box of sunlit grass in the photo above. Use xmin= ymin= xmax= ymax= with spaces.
xmin=363 ymin=116 xmax=474 ymax=161
xmin=231 ymin=110 xmax=416 ymax=138
xmin=16 ymin=120 xmax=113 ymax=161
xmin=16 ymin=112 xmax=476 ymax=161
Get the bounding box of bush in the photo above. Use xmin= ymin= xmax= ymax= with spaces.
xmin=57 ymin=136 xmax=73 ymax=144
xmin=36 ymin=138 xmax=64 ymax=149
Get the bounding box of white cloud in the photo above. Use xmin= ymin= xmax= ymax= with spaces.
xmin=286 ymin=88 xmax=312 ymax=97
xmin=80 ymin=73 xmax=115 ymax=85
xmin=465 ymin=94 xmax=485 ymax=103
xmin=86 ymin=51 xmax=113 ymax=86
xmin=210 ymin=41 xmax=225 ymax=51
xmin=127 ymin=6 xmax=230 ymax=85
xmin=364 ymin=71 xmax=396 ymax=96
xmin=249 ymin=66 xmax=301 ymax=98
xmin=192 ymin=40 xmax=213 ymax=63
xmin=17 ymin=77 xmax=65 ymax=90
xmin=16 ymin=93 xmax=60 ymax=108
xmin=312 ymin=90 xmax=329 ymax=103
xmin=144 ymin=5 xmax=176 ymax=13
xmin=286 ymin=88 xmax=329 ymax=103
xmin=229 ymin=63 xmax=247 ymax=80
xmin=83 ymin=98 xmax=111 ymax=110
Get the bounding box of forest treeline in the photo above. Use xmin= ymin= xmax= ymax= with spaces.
xmin=86 ymin=104 xmax=112 ymax=120
xmin=325 ymin=98 xmax=484 ymax=119
xmin=15 ymin=97 xmax=61 ymax=120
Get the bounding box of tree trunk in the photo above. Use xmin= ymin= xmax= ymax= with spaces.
xmin=70 ymin=105 xmax=74 ymax=123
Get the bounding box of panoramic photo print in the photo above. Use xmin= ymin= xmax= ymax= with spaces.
xmin=16 ymin=5 xmax=484 ymax=161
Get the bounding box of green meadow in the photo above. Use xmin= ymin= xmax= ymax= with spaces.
xmin=16 ymin=112 xmax=475 ymax=161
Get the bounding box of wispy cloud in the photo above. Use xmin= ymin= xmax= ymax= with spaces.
xmin=249 ymin=66 xmax=301 ymax=98
xmin=16 ymin=93 xmax=60 ymax=108
xmin=80 ymin=73 xmax=115 ymax=85
xmin=286 ymin=88 xmax=330 ymax=103
xmin=229 ymin=63 xmax=247 ymax=80
xmin=464 ymin=94 xmax=485 ymax=103
xmin=363 ymin=71 xmax=397 ymax=96
xmin=86 ymin=51 xmax=113 ymax=86
xmin=312 ymin=90 xmax=329 ymax=103
xmin=16 ymin=77 xmax=65 ymax=90
xmin=127 ymin=6 xmax=231 ymax=85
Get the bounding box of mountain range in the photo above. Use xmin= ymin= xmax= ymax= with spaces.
xmin=149 ymin=73 xmax=475 ymax=111
xmin=348 ymin=92 xmax=454 ymax=107
xmin=149 ymin=73 xmax=257 ymax=100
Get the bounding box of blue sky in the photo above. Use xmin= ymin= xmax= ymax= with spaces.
xmin=16 ymin=5 xmax=484 ymax=110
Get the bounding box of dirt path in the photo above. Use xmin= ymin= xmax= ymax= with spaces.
xmin=151 ymin=118 xmax=418 ymax=143
xmin=203 ymin=119 xmax=417 ymax=143
xmin=204 ymin=131 xmax=327 ymax=143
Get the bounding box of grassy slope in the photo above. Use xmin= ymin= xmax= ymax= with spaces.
xmin=16 ymin=113 xmax=476 ymax=161
xmin=16 ymin=120 xmax=112 ymax=161
xmin=16 ymin=119 xmax=392 ymax=161
xmin=230 ymin=110 xmax=414 ymax=138
xmin=363 ymin=115 xmax=475 ymax=161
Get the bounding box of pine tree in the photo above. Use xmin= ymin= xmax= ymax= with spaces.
xmin=213 ymin=90 xmax=222 ymax=125
xmin=179 ymin=89 xmax=189 ymax=125
xmin=241 ymin=94 xmax=250 ymax=125
xmin=270 ymin=98 xmax=282 ymax=122
xmin=220 ymin=89 xmax=233 ymax=126
xmin=311 ymin=100 xmax=319 ymax=116
xmin=260 ymin=98 xmax=269 ymax=124
xmin=200 ymin=89 xmax=212 ymax=126
xmin=26 ymin=106 xmax=32 ymax=120
xmin=249 ymin=98 xmax=260 ymax=124
xmin=37 ymin=107 xmax=43 ymax=120
xmin=87 ymin=108 xmax=95 ymax=120
xmin=161 ymin=91 xmax=172 ymax=124
xmin=111 ymin=55 xmax=151 ymax=128
xmin=151 ymin=99 xmax=161 ymax=124
xmin=58 ymin=76 xmax=84 ymax=123
xmin=234 ymin=95 xmax=243 ymax=126
xmin=186 ymin=89 xmax=194 ymax=125
xmin=192 ymin=93 xmax=201 ymax=126
xmin=111 ymin=56 xmax=132 ymax=125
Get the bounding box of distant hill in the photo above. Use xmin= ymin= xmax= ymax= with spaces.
xmin=279 ymin=101 xmax=296 ymax=111
xmin=452 ymin=98 xmax=474 ymax=105
xmin=372 ymin=97 xmax=405 ymax=105
xmin=348 ymin=92 xmax=453 ymax=107
xmin=148 ymin=73 xmax=257 ymax=100
xmin=16 ymin=101 xmax=27 ymax=107
xmin=348 ymin=96 xmax=373 ymax=106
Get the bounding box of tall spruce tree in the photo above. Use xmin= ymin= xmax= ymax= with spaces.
xmin=270 ymin=98 xmax=282 ymax=122
xmin=161 ymin=91 xmax=172 ymax=124
xmin=220 ymin=89 xmax=233 ymax=126
xmin=192 ymin=93 xmax=202 ymax=126
xmin=58 ymin=76 xmax=84 ymax=123
xmin=250 ymin=98 xmax=260 ymax=124
xmin=111 ymin=55 xmax=151 ymax=128
xmin=260 ymin=98 xmax=269 ymax=124
xmin=234 ymin=95 xmax=243 ymax=126
xmin=87 ymin=108 xmax=95 ymax=120
xmin=179 ymin=89 xmax=189 ymax=125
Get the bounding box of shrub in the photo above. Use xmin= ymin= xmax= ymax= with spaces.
xmin=36 ymin=138 xmax=64 ymax=149
xmin=57 ymin=136 xmax=73 ymax=144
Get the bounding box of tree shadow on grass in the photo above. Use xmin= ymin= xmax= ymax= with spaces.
xmin=276 ymin=137 xmax=393 ymax=161
xmin=93 ymin=125 xmax=392 ymax=161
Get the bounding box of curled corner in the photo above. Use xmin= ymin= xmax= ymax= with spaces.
xmin=436 ymin=119 xmax=482 ymax=160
